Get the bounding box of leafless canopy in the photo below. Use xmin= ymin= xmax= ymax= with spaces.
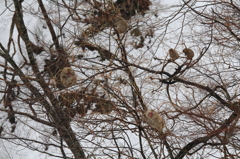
xmin=0 ymin=0 xmax=240 ymax=159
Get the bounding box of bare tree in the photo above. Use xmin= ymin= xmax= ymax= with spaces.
xmin=0 ymin=0 xmax=240 ymax=159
